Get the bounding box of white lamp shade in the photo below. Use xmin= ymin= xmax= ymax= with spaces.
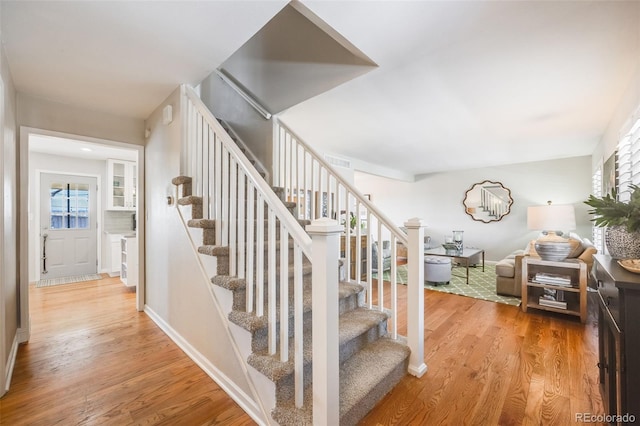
xmin=527 ymin=204 xmax=576 ymax=232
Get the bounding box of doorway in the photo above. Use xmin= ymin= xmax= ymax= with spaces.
xmin=18 ymin=127 xmax=145 ymax=345
xmin=39 ymin=173 xmax=98 ymax=279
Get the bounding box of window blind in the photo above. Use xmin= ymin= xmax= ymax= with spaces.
xmin=591 ymin=166 xmax=604 ymax=252
xmin=617 ymin=117 xmax=640 ymax=202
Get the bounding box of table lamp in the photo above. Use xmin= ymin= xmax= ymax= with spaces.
xmin=527 ymin=202 xmax=576 ymax=261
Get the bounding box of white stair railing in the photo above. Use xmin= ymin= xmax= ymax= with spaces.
xmin=180 ymin=86 xmax=427 ymax=421
xmin=181 ymin=85 xmax=313 ymax=410
xmin=274 ymin=118 xmax=426 ymax=376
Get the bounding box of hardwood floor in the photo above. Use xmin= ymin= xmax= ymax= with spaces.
xmin=362 ymin=283 xmax=605 ymax=426
xmin=0 ymin=276 xmax=604 ymax=425
xmin=0 ymin=276 xmax=255 ymax=426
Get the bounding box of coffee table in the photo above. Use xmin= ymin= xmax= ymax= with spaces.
xmin=423 ymin=246 xmax=485 ymax=284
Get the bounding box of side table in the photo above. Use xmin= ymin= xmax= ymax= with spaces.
xmin=521 ymin=257 xmax=587 ymax=323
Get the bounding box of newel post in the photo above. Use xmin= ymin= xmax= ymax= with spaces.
xmin=405 ymin=217 xmax=427 ymax=378
xmin=306 ymin=218 xmax=342 ymax=426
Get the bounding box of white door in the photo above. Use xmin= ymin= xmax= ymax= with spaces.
xmin=40 ymin=173 xmax=97 ymax=279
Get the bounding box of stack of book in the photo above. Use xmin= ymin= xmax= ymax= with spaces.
xmin=538 ymin=288 xmax=567 ymax=309
xmin=531 ymin=272 xmax=574 ymax=288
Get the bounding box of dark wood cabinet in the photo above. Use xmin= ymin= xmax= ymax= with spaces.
xmin=593 ymin=255 xmax=640 ymax=425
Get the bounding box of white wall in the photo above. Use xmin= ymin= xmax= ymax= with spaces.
xmin=144 ymin=87 xmax=264 ymax=422
xmin=0 ymin=21 xmax=18 ymax=397
xmin=17 ymin=93 xmax=144 ymax=147
xmin=355 ymin=155 xmax=593 ymax=262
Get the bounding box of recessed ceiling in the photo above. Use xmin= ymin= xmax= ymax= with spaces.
xmin=3 ymin=1 xmax=640 ymax=177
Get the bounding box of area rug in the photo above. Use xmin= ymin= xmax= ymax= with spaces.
xmin=374 ymin=263 xmax=521 ymax=306
xmin=36 ymin=274 xmax=103 ymax=288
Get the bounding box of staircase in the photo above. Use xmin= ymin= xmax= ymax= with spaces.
xmin=172 ymin=171 xmax=410 ymax=424
xmin=173 ymin=84 xmax=426 ymax=425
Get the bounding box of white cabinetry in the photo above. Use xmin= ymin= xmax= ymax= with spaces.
xmin=121 ymin=236 xmax=137 ymax=288
xmin=106 ymin=234 xmax=123 ymax=277
xmin=107 ymin=159 xmax=137 ymax=210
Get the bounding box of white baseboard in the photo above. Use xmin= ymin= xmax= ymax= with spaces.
xmin=143 ymin=305 xmax=266 ymax=425
xmin=17 ymin=317 xmax=31 ymax=343
xmin=4 ymin=333 xmax=19 ymax=392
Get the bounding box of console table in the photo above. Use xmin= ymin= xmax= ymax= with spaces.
xmin=593 ymin=255 xmax=640 ymax=424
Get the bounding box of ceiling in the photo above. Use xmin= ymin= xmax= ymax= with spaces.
xmin=3 ymin=1 xmax=639 ymax=177
xmin=29 ymin=134 xmax=137 ymax=162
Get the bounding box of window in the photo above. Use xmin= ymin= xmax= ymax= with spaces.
xmin=50 ymin=182 xmax=90 ymax=229
xmin=591 ymin=166 xmax=604 ymax=252
xmin=616 ymin=117 xmax=640 ymax=202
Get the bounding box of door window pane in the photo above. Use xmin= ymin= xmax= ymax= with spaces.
xmin=50 ymin=182 xmax=90 ymax=229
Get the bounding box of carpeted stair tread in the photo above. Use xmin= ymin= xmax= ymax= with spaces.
xmin=177 ymin=195 xmax=202 ymax=205
xmin=338 ymin=281 xmax=364 ymax=300
xmin=271 ymin=337 xmax=410 ymax=426
xmin=198 ymin=245 xmax=229 ymax=256
xmin=171 ymin=176 xmax=192 ymax=185
xmin=338 ymin=308 xmax=388 ymax=344
xmin=210 ymin=275 xmax=246 ymax=291
xmin=187 ymin=219 xmax=215 ymax=229
xmin=229 ymin=310 xmax=270 ymax=333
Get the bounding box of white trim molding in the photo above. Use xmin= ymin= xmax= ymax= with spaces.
xmin=4 ymin=334 xmax=19 ymax=394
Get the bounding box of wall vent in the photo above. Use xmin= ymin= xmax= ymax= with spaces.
xmin=324 ymin=154 xmax=351 ymax=169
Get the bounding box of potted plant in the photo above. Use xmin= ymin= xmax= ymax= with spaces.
xmin=584 ymin=184 xmax=640 ymax=258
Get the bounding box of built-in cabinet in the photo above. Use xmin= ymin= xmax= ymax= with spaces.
xmin=593 ymin=255 xmax=640 ymax=425
xmin=121 ymin=236 xmax=137 ymax=287
xmin=106 ymin=234 xmax=123 ymax=277
xmin=107 ymin=159 xmax=136 ymax=210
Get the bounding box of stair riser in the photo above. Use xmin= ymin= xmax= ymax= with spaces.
xmin=339 ymin=320 xmax=388 ymax=364
xmin=202 ymin=228 xmax=216 ymax=245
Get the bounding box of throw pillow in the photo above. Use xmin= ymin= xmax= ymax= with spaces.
xmin=566 ymin=238 xmax=585 ymax=258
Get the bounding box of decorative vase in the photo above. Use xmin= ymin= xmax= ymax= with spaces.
xmin=605 ymin=225 xmax=640 ymax=259
xmin=452 ymin=230 xmax=464 ymax=251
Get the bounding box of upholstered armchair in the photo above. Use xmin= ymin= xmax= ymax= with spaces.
xmin=371 ymin=241 xmax=392 ymax=273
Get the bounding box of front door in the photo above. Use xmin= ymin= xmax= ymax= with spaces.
xmin=40 ymin=173 xmax=97 ymax=279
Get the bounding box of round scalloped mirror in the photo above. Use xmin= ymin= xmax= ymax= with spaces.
xmin=463 ymin=180 xmax=513 ymax=223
